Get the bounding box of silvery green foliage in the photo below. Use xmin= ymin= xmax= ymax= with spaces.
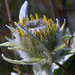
xmin=0 ymin=1 xmax=75 ymax=75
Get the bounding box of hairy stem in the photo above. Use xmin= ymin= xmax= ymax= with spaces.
xmin=33 ymin=63 xmax=52 ymax=75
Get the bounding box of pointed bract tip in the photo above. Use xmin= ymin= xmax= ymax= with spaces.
xmin=60 ymin=18 xmax=66 ymax=32
xmin=19 ymin=0 xmax=28 ymax=23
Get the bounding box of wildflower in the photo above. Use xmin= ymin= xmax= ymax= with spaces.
xmin=0 ymin=1 xmax=75 ymax=75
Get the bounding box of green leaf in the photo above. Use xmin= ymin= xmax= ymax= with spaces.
xmin=2 ymin=54 xmax=46 ymax=65
xmin=5 ymin=36 xmax=13 ymax=41
xmin=62 ymin=35 xmax=71 ymax=42
xmin=67 ymin=54 xmax=75 ymax=74
xmin=60 ymin=19 xmax=66 ymax=32
xmin=0 ymin=42 xmax=17 ymax=47
xmin=53 ymin=54 xmax=75 ymax=75
xmin=2 ymin=54 xmax=27 ymax=65
xmin=56 ymin=19 xmax=60 ymax=28
xmin=8 ymin=47 xmax=31 ymax=53
xmin=6 ymin=25 xmax=16 ymax=33
xmin=8 ymin=47 xmax=22 ymax=50
xmin=61 ymin=48 xmax=75 ymax=56
xmin=50 ymin=44 xmax=64 ymax=53
xmin=22 ymin=58 xmax=47 ymax=64
xmin=53 ymin=67 xmax=64 ymax=75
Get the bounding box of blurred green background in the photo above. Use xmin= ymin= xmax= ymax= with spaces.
xmin=0 ymin=0 xmax=75 ymax=75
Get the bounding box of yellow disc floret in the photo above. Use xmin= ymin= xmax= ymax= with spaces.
xmin=43 ymin=15 xmax=47 ymax=22
xmin=35 ymin=13 xmax=39 ymax=20
xmin=26 ymin=16 xmax=29 ymax=21
xmin=39 ymin=28 xmax=42 ymax=36
xmin=17 ymin=27 xmax=20 ymax=32
xmin=30 ymin=14 xmax=34 ymax=21
xmin=47 ymin=19 xmax=52 ymax=26
xmin=44 ymin=28 xmax=47 ymax=37
xmin=18 ymin=21 xmax=21 ymax=25
xmin=20 ymin=30 xmax=24 ymax=36
xmin=22 ymin=17 xmax=26 ymax=25
xmin=34 ymin=28 xmax=39 ymax=38
xmin=47 ymin=24 xmax=50 ymax=33
xmin=52 ymin=24 xmax=56 ymax=31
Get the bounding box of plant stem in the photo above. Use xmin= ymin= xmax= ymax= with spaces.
xmin=55 ymin=62 xmax=74 ymax=75
xmin=33 ymin=63 xmax=52 ymax=75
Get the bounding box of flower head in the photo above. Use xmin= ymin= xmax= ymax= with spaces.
xmin=0 ymin=1 xmax=75 ymax=75
xmin=1 ymin=14 xmax=66 ymax=61
xmin=0 ymin=0 xmax=66 ymax=64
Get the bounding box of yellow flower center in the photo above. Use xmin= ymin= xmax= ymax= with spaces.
xmin=17 ymin=13 xmax=57 ymax=37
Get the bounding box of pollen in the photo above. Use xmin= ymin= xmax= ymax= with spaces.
xmin=26 ymin=16 xmax=29 ymax=21
xmin=22 ymin=17 xmax=26 ymax=25
xmin=35 ymin=13 xmax=39 ymax=20
xmin=30 ymin=14 xmax=34 ymax=21
xmin=52 ymin=24 xmax=56 ymax=30
xmin=43 ymin=15 xmax=47 ymax=22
